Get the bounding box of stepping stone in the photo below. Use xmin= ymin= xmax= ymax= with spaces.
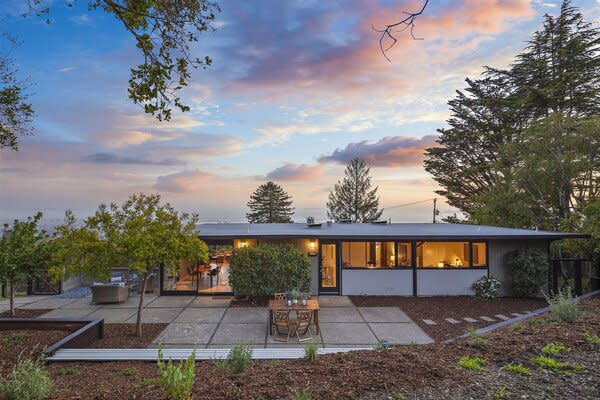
xmin=495 ymin=314 xmax=510 ymax=321
xmin=511 ymin=312 xmax=524 ymax=317
xmin=422 ymin=319 xmax=437 ymax=325
xmin=480 ymin=316 xmax=495 ymax=322
xmin=463 ymin=317 xmax=478 ymax=323
xmin=445 ymin=318 xmax=460 ymax=324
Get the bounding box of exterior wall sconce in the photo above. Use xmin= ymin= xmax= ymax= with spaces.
xmin=308 ymin=239 xmax=317 ymax=256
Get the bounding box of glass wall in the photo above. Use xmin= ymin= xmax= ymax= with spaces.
xmin=341 ymin=241 xmax=396 ymax=269
xmin=416 ymin=241 xmax=488 ymax=268
xmin=397 ymin=242 xmax=412 ymax=267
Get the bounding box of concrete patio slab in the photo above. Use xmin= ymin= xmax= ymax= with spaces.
xmin=211 ymin=323 xmax=266 ymax=345
xmin=189 ymin=296 xmax=232 ymax=308
xmin=320 ymin=322 xmax=378 ymax=345
xmin=146 ymin=296 xmax=194 ymax=308
xmin=357 ymin=307 xmax=412 ymax=323
xmin=101 ymin=295 xmax=158 ymax=308
xmin=60 ymin=299 xmax=95 ymax=308
xmin=221 ymin=308 xmax=268 ymax=324
xmin=20 ymin=298 xmax=79 ymax=309
xmin=154 ymin=323 xmax=217 ymax=345
xmin=40 ymin=308 xmax=95 ymax=319
xmin=174 ymin=308 xmax=226 ymax=324
xmin=315 ymin=296 xmax=354 ymax=307
xmin=318 ymin=307 xmax=363 ymax=323
xmin=127 ymin=307 xmax=182 ymax=323
xmin=369 ymin=323 xmax=433 ymax=344
xmin=0 ymin=296 xmax=50 ymax=306
xmin=86 ymin=308 xmax=137 ymax=323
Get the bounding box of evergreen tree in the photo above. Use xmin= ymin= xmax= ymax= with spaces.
xmin=327 ymin=158 xmax=383 ymax=222
xmin=246 ymin=182 xmax=294 ymax=223
xmin=425 ymin=0 xmax=600 ymax=229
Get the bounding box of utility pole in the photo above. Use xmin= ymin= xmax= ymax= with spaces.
xmin=433 ymin=198 xmax=438 ymax=223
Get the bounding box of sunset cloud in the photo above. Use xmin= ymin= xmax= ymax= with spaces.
xmin=154 ymin=170 xmax=216 ymax=193
xmin=265 ymin=163 xmax=323 ymax=181
xmin=318 ymin=135 xmax=438 ymax=167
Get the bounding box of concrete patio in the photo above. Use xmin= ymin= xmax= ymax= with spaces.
xmin=0 ymin=294 xmax=433 ymax=348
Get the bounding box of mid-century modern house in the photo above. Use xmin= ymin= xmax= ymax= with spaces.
xmin=159 ymin=222 xmax=586 ymax=297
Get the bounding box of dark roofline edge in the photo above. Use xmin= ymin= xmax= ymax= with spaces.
xmin=197 ymin=233 xmax=589 ymax=240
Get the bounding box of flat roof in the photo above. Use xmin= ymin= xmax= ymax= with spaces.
xmin=196 ymin=222 xmax=588 ymax=240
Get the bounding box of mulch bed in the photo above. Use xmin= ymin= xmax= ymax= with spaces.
xmin=0 ymin=308 xmax=52 ymax=318
xmin=351 ymin=296 xmax=547 ymax=341
xmin=0 ymin=329 xmax=72 ymax=374
xmin=90 ymin=323 xmax=168 ymax=348
xmin=2 ymin=296 xmax=598 ymax=399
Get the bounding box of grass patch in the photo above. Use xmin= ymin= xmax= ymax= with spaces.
xmin=529 ymin=355 xmax=585 ymax=375
xmin=55 ymin=367 xmax=79 ymax=376
xmin=502 ymin=363 xmax=532 ymax=376
xmin=466 ymin=328 xmax=489 ymax=350
xmin=137 ymin=378 xmax=158 ymax=389
xmin=512 ymin=322 xmax=524 ymax=333
xmin=458 ymin=355 xmax=486 ymax=372
xmin=122 ymin=367 xmax=138 ymax=377
xmin=304 ymin=342 xmax=319 ymax=362
xmin=541 ymin=342 xmax=570 ymax=355
xmin=0 ymin=356 xmax=54 ymax=400
xmin=3 ymin=332 xmax=26 ymax=343
xmin=494 ymin=386 xmax=510 ymax=399
xmin=583 ymin=331 xmax=600 ymax=345
xmin=290 ymin=388 xmax=313 ymax=400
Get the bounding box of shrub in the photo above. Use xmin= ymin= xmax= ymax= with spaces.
xmin=0 ymin=356 xmax=53 ymax=400
xmin=229 ymin=243 xmax=311 ymax=296
xmin=290 ymin=388 xmax=313 ymax=400
xmin=458 ymin=356 xmax=486 ymax=372
xmin=512 ymin=322 xmax=524 ymax=333
xmin=541 ymin=342 xmax=570 ymax=355
xmin=304 ymin=342 xmax=319 ymax=362
xmin=583 ymin=331 xmax=600 ymax=345
xmin=122 ymin=367 xmax=138 ymax=377
xmin=466 ymin=328 xmax=490 ymax=350
xmin=156 ymin=348 xmax=196 ymax=400
xmin=502 ymin=363 xmax=531 ymax=376
xmin=530 ymin=355 xmax=567 ymax=372
xmin=506 ymin=248 xmax=548 ymax=297
xmin=218 ymin=343 xmax=253 ymax=373
xmin=545 ymin=288 xmax=580 ymax=323
xmin=473 ymin=275 xmax=501 ymax=299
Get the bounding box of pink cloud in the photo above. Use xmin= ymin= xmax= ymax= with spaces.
xmin=265 ymin=163 xmax=323 ymax=181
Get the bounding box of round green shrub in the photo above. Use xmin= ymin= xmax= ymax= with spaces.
xmin=228 ymin=243 xmax=311 ymax=296
xmin=506 ymin=248 xmax=548 ymax=297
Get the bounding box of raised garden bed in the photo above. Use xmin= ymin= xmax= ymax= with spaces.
xmin=351 ymin=296 xmax=546 ymax=341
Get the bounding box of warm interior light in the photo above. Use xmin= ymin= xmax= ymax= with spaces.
xmin=309 ymin=240 xmax=316 ymax=249
xmin=240 ymin=240 xmax=247 ymax=248
xmin=437 ymin=262 xmax=444 ymax=268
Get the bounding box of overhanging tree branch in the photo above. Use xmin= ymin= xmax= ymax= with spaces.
xmin=372 ymin=0 xmax=429 ymax=62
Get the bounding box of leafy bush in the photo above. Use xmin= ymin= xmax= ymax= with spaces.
xmin=541 ymin=342 xmax=570 ymax=355
xmin=473 ymin=275 xmax=501 ymax=299
xmin=583 ymin=331 xmax=600 ymax=345
xmin=545 ymin=288 xmax=580 ymax=323
xmin=0 ymin=356 xmax=53 ymax=400
xmin=304 ymin=342 xmax=319 ymax=362
xmin=502 ymin=363 xmax=531 ymax=376
xmin=458 ymin=356 xmax=486 ymax=372
xmin=506 ymin=248 xmax=548 ymax=297
xmin=466 ymin=328 xmax=490 ymax=350
xmin=217 ymin=343 xmax=253 ymax=373
xmin=229 ymin=243 xmax=311 ymax=296
xmin=156 ymin=348 xmax=196 ymax=400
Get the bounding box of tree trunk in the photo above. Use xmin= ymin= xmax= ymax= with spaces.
xmin=135 ymin=272 xmax=149 ymax=337
xmin=9 ymin=282 xmax=15 ymax=317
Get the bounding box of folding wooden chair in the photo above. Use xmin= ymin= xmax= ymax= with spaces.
xmin=294 ymin=310 xmax=313 ymax=342
xmin=273 ymin=310 xmax=294 ymax=342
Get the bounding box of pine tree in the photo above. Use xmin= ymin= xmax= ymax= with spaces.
xmin=246 ymin=182 xmax=294 ymax=223
xmin=327 ymin=158 xmax=383 ymax=222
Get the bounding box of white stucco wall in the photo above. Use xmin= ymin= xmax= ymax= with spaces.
xmin=341 ymin=269 xmax=413 ymax=295
xmin=417 ymin=269 xmax=487 ymax=296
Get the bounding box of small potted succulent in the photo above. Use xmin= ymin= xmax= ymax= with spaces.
xmin=288 ymin=288 xmax=300 ymax=305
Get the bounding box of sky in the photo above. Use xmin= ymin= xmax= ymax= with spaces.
xmin=1 ymin=0 xmax=600 ymax=225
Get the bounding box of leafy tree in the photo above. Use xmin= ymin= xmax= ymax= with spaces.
xmin=426 ymin=1 xmax=600 ymax=230
xmin=246 ymin=181 xmax=294 ymax=223
xmin=25 ymin=0 xmax=220 ymax=122
xmin=327 ymin=158 xmax=383 ymax=222
xmin=506 ymin=248 xmax=549 ymax=297
xmin=0 ymin=34 xmax=33 ymax=151
xmin=0 ymin=213 xmax=50 ymax=316
xmin=52 ymin=193 xmax=207 ymax=336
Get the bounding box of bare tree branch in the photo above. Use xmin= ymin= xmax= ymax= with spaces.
xmin=372 ymin=0 xmax=429 ymax=62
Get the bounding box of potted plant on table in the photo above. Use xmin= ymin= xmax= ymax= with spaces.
xmin=288 ymin=288 xmax=300 ymax=305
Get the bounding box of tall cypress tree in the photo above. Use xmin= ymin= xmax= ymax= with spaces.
xmin=246 ymin=181 xmax=294 ymax=223
xmin=327 ymin=158 xmax=383 ymax=223
xmin=425 ymin=0 xmax=600 ymax=229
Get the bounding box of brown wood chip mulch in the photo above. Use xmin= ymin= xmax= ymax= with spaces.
xmin=0 ymin=308 xmax=53 ymax=318
xmin=90 ymin=323 xmax=168 ymax=348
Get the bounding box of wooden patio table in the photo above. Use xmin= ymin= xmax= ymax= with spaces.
xmin=268 ymin=299 xmax=320 ymax=335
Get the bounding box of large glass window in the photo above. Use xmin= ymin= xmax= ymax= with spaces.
xmin=397 ymin=242 xmax=412 ymax=267
xmin=416 ymin=241 xmax=487 ymax=268
xmin=342 ymin=241 xmax=395 ymax=268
